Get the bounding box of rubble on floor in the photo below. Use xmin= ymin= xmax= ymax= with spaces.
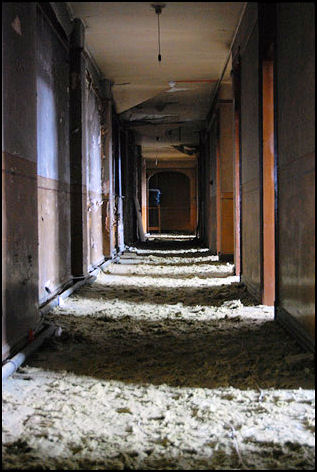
xmin=2 ymin=236 xmax=315 ymax=470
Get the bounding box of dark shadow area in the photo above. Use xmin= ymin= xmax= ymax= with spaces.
xmin=3 ymin=437 xmax=314 ymax=470
xmin=27 ymin=314 xmax=315 ymax=390
xmin=135 ymin=237 xmax=202 ymax=251
xmin=76 ymin=281 xmax=255 ymax=307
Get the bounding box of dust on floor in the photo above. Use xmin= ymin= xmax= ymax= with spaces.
xmin=2 ymin=236 xmax=315 ymax=470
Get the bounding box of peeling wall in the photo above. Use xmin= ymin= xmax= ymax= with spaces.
xmin=276 ymin=3 xmax=315 ymax=342
xmin=2 ymin=3 xmax=131 ymax=362
xmin=37 ymin=6 xmax=71 ymax=304
xmin=84 ymin=69 xmax=104 ymax=269
xmin=101 ymin=98 xmax=114 ymax=257
xmin=2 ymin=3 xmax=40 ymax=360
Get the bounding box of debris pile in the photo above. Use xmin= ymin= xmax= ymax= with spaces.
xmin=2 ymin=236 xmax=315 ymax=470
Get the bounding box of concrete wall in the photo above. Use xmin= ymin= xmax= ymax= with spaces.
xmin=37 ymin=6 xmax=71 ymax=304
xmin=2 ymin=3 xmax=40 ymax=359
xmin=275 ymin=3 xmax=315 ymax=345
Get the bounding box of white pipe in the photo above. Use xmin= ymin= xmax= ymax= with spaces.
xmin=2 ymin=324 xmax=59 ymax=382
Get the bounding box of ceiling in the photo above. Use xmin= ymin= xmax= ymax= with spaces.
xmin=67 ymin=2 xmax=245 ymax=160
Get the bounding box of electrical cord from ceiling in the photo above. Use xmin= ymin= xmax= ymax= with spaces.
xmin=152 ymin=4 xmax=166 ymax=62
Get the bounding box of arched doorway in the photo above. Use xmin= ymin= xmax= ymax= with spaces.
xmin=148 ymin=171 xmax=192 ymax=233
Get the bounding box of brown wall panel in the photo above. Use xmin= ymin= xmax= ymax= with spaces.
xmin=209 ymin=195 xmax=217 ymax=251
xmin=240 ymin=22 xmax=261 ymax=299
xmin=278 ymin=153 xmax=315 ymax=336
xmin=208 ymin=125 xmax=218 ymax=252
xmin=262 ymin=60 xmax=275 ymax=306
xmin=204 ymin=134 xmax=212 ymax=248
xmin=221 ymin=196 xmax=234 ymax=255
xmin=37 ymin=6 xmax=72 ymax=303
xmin=241 ymin=182 xmax=261 ymax=298
xmin=2 ymin=153 xmax=40 ymax=359
xmin=219 ymin=100 xmax=234 ymax=256
xmin=2 ymin=4 xmax=39 ymax=360
xmin=70 ymin=182 xmax=88 ymax=273
xmin=38 ymin=177 xmax=71 ymax=304
xmin=276 ymin=3 xmax=315 ymax=343
xmin=220 ymin=103 xmax=234 ymax=193
xmin=233 ymin=111 xmax=241 ymax=275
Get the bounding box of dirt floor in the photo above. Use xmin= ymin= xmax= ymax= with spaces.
xmin=2 ymin=235 xmax=315 ymax=470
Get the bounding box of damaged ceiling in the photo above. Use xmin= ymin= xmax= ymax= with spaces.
xmin=67 ymin=2 xmax=245 ymax=160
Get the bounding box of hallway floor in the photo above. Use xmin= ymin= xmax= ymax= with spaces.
xmin=2 ymin=236 xmax=315 ymax=470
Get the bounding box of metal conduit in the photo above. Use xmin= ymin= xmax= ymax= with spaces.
xmin=2 ymin=324 xmax=60 ymax=382
xmin=2 ymin=254 xmax=121 ymax=381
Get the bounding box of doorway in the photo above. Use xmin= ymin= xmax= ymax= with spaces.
xmin=148 ymin=172 xmax=192 ymax=233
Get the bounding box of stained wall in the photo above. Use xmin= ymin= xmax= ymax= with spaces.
xmin=84 ymin=66 xmax=104 ymax=269
xmin=2 ymin=3 xmax=126 ymax=362
xmin=37 ymin=6 xmax=72 ymax=304
xmin=2 ymin=3 xmax=40 ymax=359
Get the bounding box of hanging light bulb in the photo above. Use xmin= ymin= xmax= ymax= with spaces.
xmin=151 ymin=4 xmax=166 ymax=62
xmin=155 ymin=136 xmax=159 ymax=166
